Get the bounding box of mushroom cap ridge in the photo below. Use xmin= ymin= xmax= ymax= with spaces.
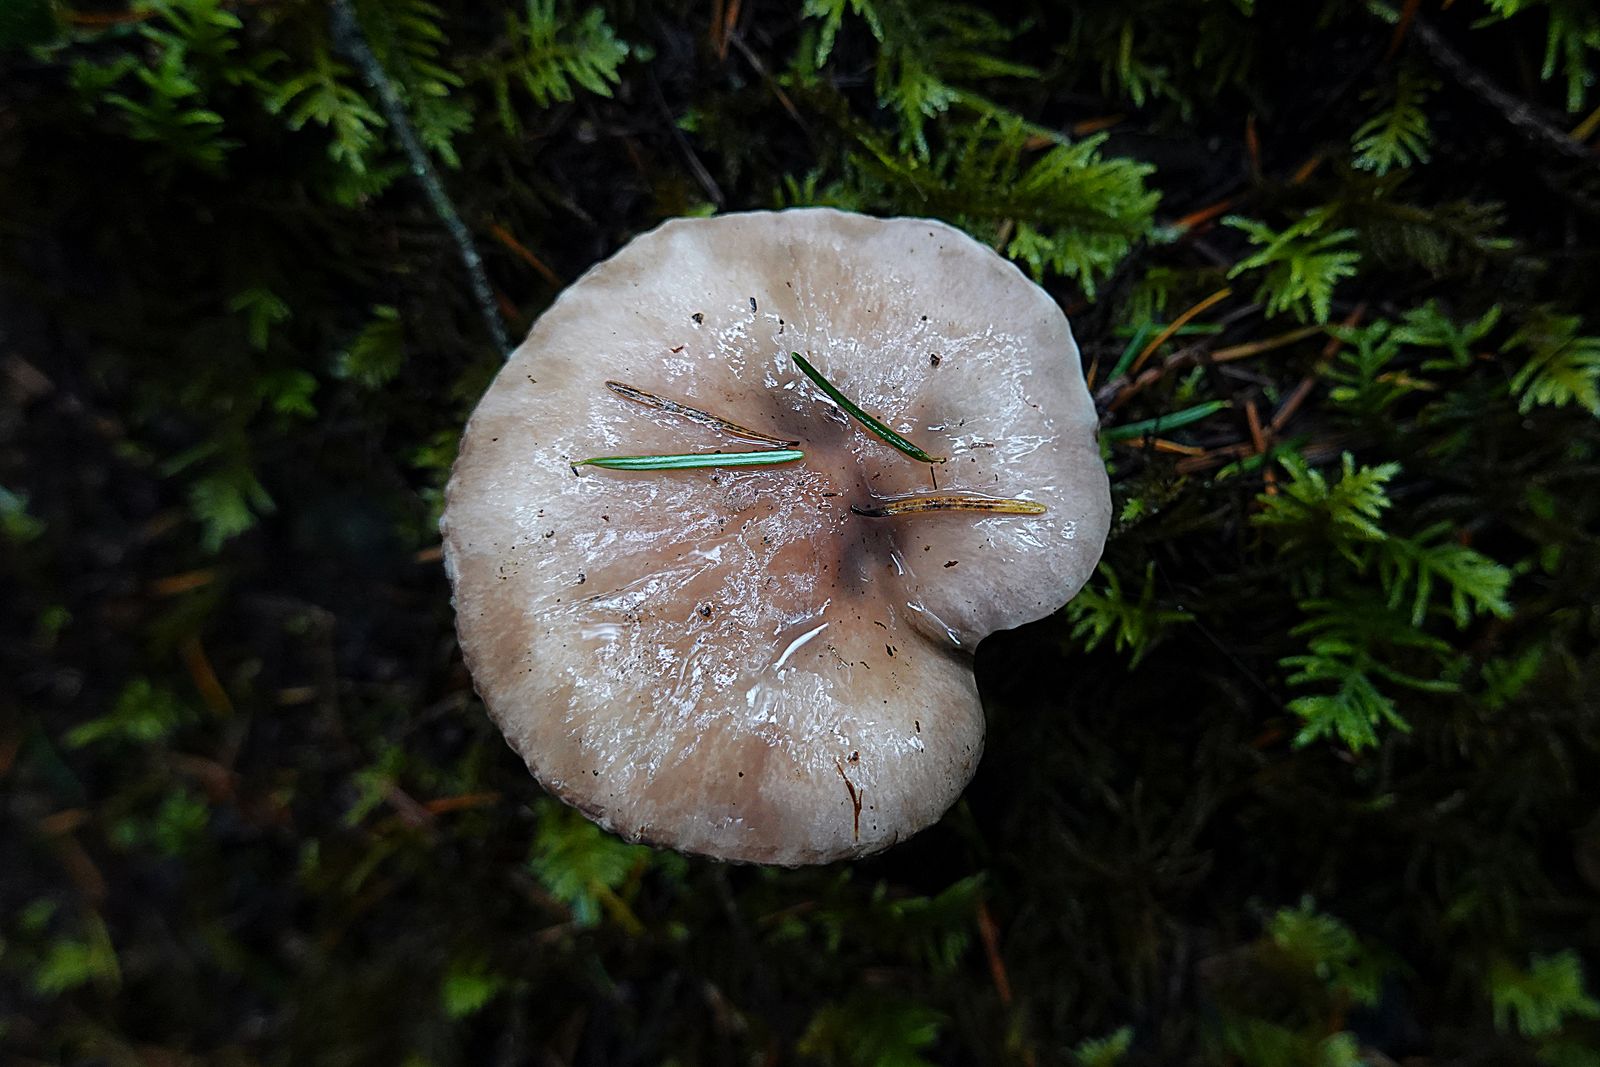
xmin=442 ymin=208 xmax=1110 ymax=865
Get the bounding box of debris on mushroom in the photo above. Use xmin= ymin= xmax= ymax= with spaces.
xmin=441 ymin=208 xmax=1111 ymax=865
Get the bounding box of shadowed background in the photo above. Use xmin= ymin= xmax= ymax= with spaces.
xmin=2 ymin=1 xmax=1598 ymax=1064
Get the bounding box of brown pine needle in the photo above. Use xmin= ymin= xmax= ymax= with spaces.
xmin=1175 ymin=197 xmax=1237 ymax=232
xmin=488 ymin=223 xmax=562 ymax=287
xmin=149 ymin=569 xmax=217 ymax=597
xmin=181 ymin=636 xmax=235 ymax=717
xmin=718 ymin=0 xmax=742 ymax=59
xmin=1290 ymin=153 xmax=1325 ymax=185
xmin=1071 ymin=114 xmax=1125 ymax=137
xmin=976 ymin=901 xmax=1014 ymax=1007
xmin=1386 ymin=0 xmax=1424 ymax=61
xmin=1272 ymin=377 xmax=1318 ymax=433
xmin=1150 ymin=438 xmax=1208 ymax=456
xmin=1130 ymin=287 xmax=1232 ymax=375
xmin=851 ymin=494 xmax=1047 ymax=518
xmin=605 ymin=380 xmax=797 ymax=446
xmin=1210 ymin=325 xmax=1324 ymax=363
xmin=424 ymin=792 xmax=504 ymax=815
xmin=1245 ymin=398 xmax=1270 ymax=454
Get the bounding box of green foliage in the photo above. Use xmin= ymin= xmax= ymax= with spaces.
xmin=473 ymin=0 xmax=631 ymax=131
xmin=440 ymin=965 xmax=504 ymax=1019
xmin=770 ymin=875 xmax=982 ymax=976
xmin=1379 ymin=524 xmax=1513 ymax=628
xmin=803 ymin=0 xmax=1036 ymax=155
xmin=529 ymin=804 xmax=649 ymax=927
xmin=1506 ymin=309 xmax=1600 ymax=415
xmin=1254 ymin=453 xmax=1399 ymax=566
xmin=31 ymin=928 xmax=121 ymax=998
xmin=266 ymin=43 xmax=386 ymax=172
xmin=358 ymin=0 xmax=471 ymax=166
xmin=796 ymin=114 xmax=1158 ymax=296
xmin=1352 ymin=67 xmax=1436 ymax=177
xmin=227 ymin=287 xmax=292 ymax=352
xmin=792 ymin=5 xmax=1159 ymax=294
xmin=1482 ymin=645 xmax=1546 ymax=709
xmin=110 ymin=788 xmax=211 ymax=857
xmin=344 ymin=743 xmax=407 ymax=826
xmin=1216 ymin=1021 xmax=1364 ymax=1067
xmin=1490 ymin=952 xmax=1600 ymax=1039
xmin=1345 ymin=189 xmax=1515 ymax=279
xmin=102 ymin=30 xmax=237 ymax=171
xmin=1053 ymin=0 xmax=1260 ymax=116
xmin=1064 ymin=561 xmax=1193 ymax=668
xmin=186 ymin=462 xmax=275 ymax=551
xmin=1207 ymin=899 xmax=1390 ymax=1067
xmin=1481 ymin=0 xmax=1600 ymax=112
xmin=1268 ymin=898 xmax=1384 ymax=1009
xmin=1324 ymin=301 xmax=1501 ymax=417
xmin=1390 ymin=301 xmax=1503 ymax=366
xmin=1271 ymin=454 xmax=1512 ymax=626
xmin=799 ymin=997 xmax=943 ymax=1067
xmin=1254 ymin=452 xmax=1512 ymax=747
xmin=0 ymin=0 xmax=59 ymax=48
xmin=1280 ymin=596 xmax=1442 ymax=749
xmin=995 ymin=132 xmax=1161 ymax=295
xmin=335 ymin=305 xmax=407 ymax=388
xmin=1072 ymin=1026 xmax=1133 ymax=1067
xmin=66 ymin=679 xmax=192 ymax=749
xmin=0 ymin=484 xmax=46 ymax=543
xmin=1226 ymin=209 xmax=1360 ymax=323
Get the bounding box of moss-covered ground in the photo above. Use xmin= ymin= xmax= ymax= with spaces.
xmin=2 ymin=1 xmax=1598 ymax=1063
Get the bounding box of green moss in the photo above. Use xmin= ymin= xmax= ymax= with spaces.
xmin=2 ymin=1 xmax=1598 ymax=1064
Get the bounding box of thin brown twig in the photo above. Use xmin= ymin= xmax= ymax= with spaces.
xmin=645 ymin=68 xmax=725 ymax=206
xmin=1408 ymin=14 xmax=1596 ymax=163
xmin=728 ymin=33 xmax=810 ymax=135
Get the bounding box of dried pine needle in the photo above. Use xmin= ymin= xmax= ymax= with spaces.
xmin=790 ymin=353 xmax=945 ymax=464
xmin=605 ymin=380 xmax=797 ymax=446
xmin=851 ymin=493 xmax=1047 ymax=518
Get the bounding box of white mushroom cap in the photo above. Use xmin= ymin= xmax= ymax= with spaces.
xmin=442 ymin=208 xmax=1109 ymax=865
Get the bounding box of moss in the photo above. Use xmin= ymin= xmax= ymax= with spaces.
xmin=1 ymin=1 xmax=1598 ymax=1063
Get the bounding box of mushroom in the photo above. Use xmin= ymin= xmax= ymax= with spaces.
xmin=442 ymin=208 xmax=1110 ymax=865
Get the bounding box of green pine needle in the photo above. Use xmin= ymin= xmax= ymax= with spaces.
xmin=1103 ymin=400 xmax=1230 ymax=441
xmin=790 ymin=353 xmax=945 ymax=464
xmin=574 ymin=450 xmax=804 ymax=471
